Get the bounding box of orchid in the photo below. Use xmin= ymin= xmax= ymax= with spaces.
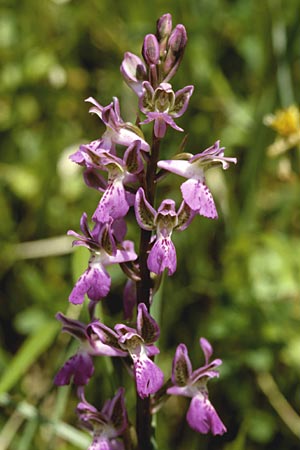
xmin=89 ymin=141 xmax=145 ymax=223
xmin=54 ymin=313 xmax=126 ymax=386
xmin=68 ymin=215 xmax=137 ymax=304
xmin=55 ymin=13 xmax=234 ymax=449
xmin=115 ymin=303 xmax=164 ymax=398
xmin=167 ymin=337 xmax=226 ymax=435
xmin=139 ymin=82 xmax=194 ymax=138
xmin=70 ymin=96 xmax=149 ymax=161
xmin=120 ymin=13 xmax=187 ymax=95
xmin=157 ymin=140 xmax=237 ymax=218
xmin=77 ymin=387 xmax=128 ymax=450
xmin=135 ymin=187 xmax=195 ymax=275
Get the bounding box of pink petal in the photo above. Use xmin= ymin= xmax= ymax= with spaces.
xmin=147 ymin=237 xmax=177 ymax=276
xmin=186 ymin=394 xmax=227 ymax=435
xmin=180 ymin=179 xmax=218 ymax=219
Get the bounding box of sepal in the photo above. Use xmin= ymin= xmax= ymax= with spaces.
xmin=134 ymin=187 xmax=156 ymax=230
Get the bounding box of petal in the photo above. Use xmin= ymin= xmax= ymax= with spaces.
xmin=134 ymin=188 xmax=156 ymax=230
xmin=137 ymin=303 xmax=160 ymax=344
xmin=157 ymin=159 xmax=192 ymax=178
xmin=107 ymin=240 xmax=137 ymax=265
xmin=147 ymin=237 xmax=177 ymax=276
xmin=200 ymin=337 xmax=213 ymax=365
xmin=154 ymin=116 xmax=167 ymax=138
xmin=123 ymin=140 xmax=144 ymax=174
xmin=88 ymin=436 xmax=123 ymax=450
xmin=69 ymin=264 xmax=111 ymax=304
xmin=120 ymin=52 xmax=147 ymax=96
xmin=54 ymin=352 xmax=94 ymax=386
xmin=87 ymin=322 xmax=127 ymax=356
xmin=181 ymin=179 xmax=218 ymax=219
xmin=92 ymin=180 xmax=129 ymax=223
xmin=186 ymin=394 xmax=227 ymax=435
xmin=107 ymin=387 xmax=128 ymax=434
xmin=175 ymin=201 xmax=195 ymax=231
xmin=56 ymin=312 xmax=86 ymax=340
xmin=172 ymin=85 xmax=194 ymax=117
xmin=134 ymin=353 xmax=164 ymax=398
xmin=171 ymin=343 xmax=192 ymax=386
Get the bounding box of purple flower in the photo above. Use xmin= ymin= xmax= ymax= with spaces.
xmin=70 ymin=141 xmax=146 ymax=223
xmin=54 ymin=313 xmax=126 ymax=386
xmin=77 ymin=387 xmax=128 ymax=450
xmin=167 ymin=338 xmax=226 ymax=435
xmin=139 ymin=82 xmax=194 ymax=138
xmin=68 ymin=216 xmax=137 ymax=304
xmin=134 ymin=188 xmax=195 ymax=275
xmin=115 ymin=303 xmax=164 ymax=398
xmin=70 ymin=97 xmax=149 ymax=162
xmin=120 ymin=52 xmax=147 ymax=96
xmin=157 ymin=140 xmax=237 ymax=218
xmin=90 ymin=142 xmax=145 ymax=223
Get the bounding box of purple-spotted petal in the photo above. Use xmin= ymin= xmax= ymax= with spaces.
xmin=186 ymin=394 xmax=227 ymax=435
xmin=54 ymin=352 xmax=94 ymax=386
xmin=180 ymin=179 xmax=218 ymax=219
xmin=92 ymin=180 xmax=129 ymax=224
xmin=134 ymin=353 xmax=164 ymax=398
xmin=69 ymin=264 xmax=111 ymax=304
xmin=147 ymin=236 xmax=177 ymax=276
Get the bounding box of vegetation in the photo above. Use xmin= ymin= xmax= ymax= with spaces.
xmin=1 ymin=0 xmax=300 ymax=449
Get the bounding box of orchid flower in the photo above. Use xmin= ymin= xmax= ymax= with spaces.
xmin=134 ymin=187 xmax=195 ymax=275
xmin=115 ymin=303 xmax=164 ymax=398
xmin=68 ymin=215 xmax=137 ymax=304
xmin=139 ymin=82 xmax=194 ymax=138
xmin=157 ymin=140 xmax=237 ymax=218
xmin=77 ymin=387 xmax=128 ymax=450
xmin=167 ymin=338 xmax=226 ymax=435
xmin=54 ymin=313 xmax=126 ymax=386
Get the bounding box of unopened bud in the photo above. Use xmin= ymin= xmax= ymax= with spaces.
xmin=168 ymin=24 xmax=187 ymax=58
xmin=156 ymin=13 xmax=172 ymax=42
xmin=142 ymin=34 xmax=160 ymax=65
xmin=156 ymin=13 xmax=173 ymax=58
xmin=163 ymin=24 xmax=187 ymax=80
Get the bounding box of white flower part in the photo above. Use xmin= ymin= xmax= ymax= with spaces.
xmin=157 ymin=159 xmax=205 ymax=180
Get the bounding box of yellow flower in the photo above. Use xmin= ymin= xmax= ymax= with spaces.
xmin=264 ymin=105 xmax=300 ymax=136
xmin=264 ymin=106 xmax=300 ymax=157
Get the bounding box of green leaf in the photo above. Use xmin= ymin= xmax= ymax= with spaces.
xmin=0 ymin=321 xmax=59 ymax=395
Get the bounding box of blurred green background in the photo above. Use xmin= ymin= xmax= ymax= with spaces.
xmin=1 ymin=0 xmax=300 ymax=449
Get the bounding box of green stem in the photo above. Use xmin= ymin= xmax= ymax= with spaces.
xmin=136 ymin=131 xmax=161 ymax=450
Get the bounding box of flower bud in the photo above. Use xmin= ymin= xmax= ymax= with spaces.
xmin=142 ymin=33 xmax=160 ymax=65
xmin=156 ymin=13 xmax=172 ymax=57
xmin=156 ymin=13 xmax=172 ymax=42
xmin=163 ymin=24 xmax=187 ymax=80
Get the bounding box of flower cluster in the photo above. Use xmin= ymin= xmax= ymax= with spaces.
xmin=55 ymin=13 xmax=236 ymax=449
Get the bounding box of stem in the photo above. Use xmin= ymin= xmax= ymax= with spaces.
xmin=137 ymin=131 xmax=161 ymax=309
xmin=136 ymin=132 xmax=161 ymax=450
